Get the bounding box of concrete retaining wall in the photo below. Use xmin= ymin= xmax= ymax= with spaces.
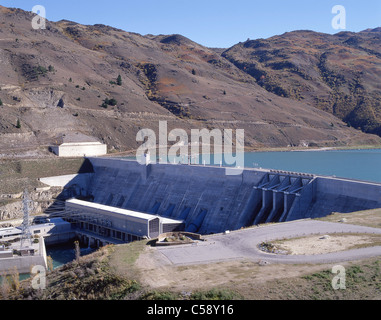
xmin=305 ymin=177 xmax=381 ymax=218
xmin=0 ymin=239 xmax=47 ymax=275
xmin=0 ymin=255 xmax=46 ymax=274
xmin=40 ymin=173 xmax=92 ymax=189
xmin=316 ymin=177 xmax=381 ymax=201
xmin=44 ymin=232 xmax=76 ymax=245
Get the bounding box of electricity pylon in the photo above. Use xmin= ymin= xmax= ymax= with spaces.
xmin=20 ymin=189 xmax=33 ymax=248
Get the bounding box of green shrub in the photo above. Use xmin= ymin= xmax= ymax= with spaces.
xmin=102 ymin=98 xmax=117 ymax=107
xmin=35 ymin=65 xmax=48 ymax=75
xmin=142 ymin=290 xmax=180 ymax=300
xmin=190 ymin=288 xmax=241 ymax=300
xmin=109 ymin=98 xmax=117 ymax=106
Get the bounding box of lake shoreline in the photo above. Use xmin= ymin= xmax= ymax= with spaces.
xmin=107 ymin=144 xmax=381 ymax=157
xmin=244 ymin=144 xmax=381 ymax=153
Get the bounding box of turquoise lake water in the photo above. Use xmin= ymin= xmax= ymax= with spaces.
xmin=242 ymin=149 xmax=381 ymax=183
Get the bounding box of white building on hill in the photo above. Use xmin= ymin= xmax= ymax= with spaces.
xmin=50 ymin=132 xmax=107 ymax=157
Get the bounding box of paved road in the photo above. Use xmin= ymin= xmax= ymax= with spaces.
xmin=156 ymin=220 xmax=381 ymax=265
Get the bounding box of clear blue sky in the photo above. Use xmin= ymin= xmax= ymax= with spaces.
xmin=2 ymin=0 xmax=380 ymax=47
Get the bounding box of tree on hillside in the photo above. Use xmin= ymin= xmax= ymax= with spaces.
xmin=117 ymin=74 xmax=122 ymax=86
xmin=101 ymin=98 xmax=118 ymax=108
xmin=108 ymin=98 xmax=118 ymax=106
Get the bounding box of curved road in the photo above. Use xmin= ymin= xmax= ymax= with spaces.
xmin=156 ymin=220 xmax=381 ymax=265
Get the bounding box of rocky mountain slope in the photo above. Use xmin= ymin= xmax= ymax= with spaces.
xmin=222 ymin=29 xmax=381 ymax=136
xmin=0 ymin=5 xmax=380 ymax=157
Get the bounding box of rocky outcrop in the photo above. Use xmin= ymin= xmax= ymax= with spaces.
xmin=0 ymin=187 xmax=65 ymax=222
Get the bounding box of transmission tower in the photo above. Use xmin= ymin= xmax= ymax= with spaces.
xmin=20 ymin=189 xmax=33 ymax=248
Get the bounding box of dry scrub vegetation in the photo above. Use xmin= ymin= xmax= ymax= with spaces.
xmin=317 ymin=208 xmax=381 ymax=229
xmin=267 ymin=233 xmax=381 ymax=255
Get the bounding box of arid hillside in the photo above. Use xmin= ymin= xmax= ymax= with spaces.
xmin=0 ymin=6 xmax=380 ymax=157
xmin=222 ymin=28 xmax=381 ymax=136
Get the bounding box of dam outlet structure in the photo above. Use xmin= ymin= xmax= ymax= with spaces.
xmin=39 ymin=157 xmax=381 ymax=244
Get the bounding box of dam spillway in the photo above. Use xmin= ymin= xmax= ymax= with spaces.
xmin=53 ymin=157 xmax=381 ymax=238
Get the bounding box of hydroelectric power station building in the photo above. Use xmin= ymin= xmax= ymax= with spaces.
xmin=65 ymin=199 xmax=184 ymax=246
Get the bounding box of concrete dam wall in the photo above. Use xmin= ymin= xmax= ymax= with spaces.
xmin=65 ymin=157 xmax=381 ymax=236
